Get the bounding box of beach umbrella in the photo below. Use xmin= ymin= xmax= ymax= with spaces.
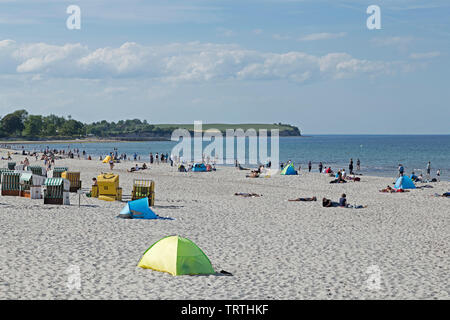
xmin=138 ymin=236 xmax=215 ymax=276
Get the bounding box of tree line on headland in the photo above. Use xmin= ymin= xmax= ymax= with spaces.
xmin=0 ymin=109 xmax=301 ymax=141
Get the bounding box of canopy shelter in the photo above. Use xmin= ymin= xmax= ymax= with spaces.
xmin=394 ymin=175 xmax=416 ymax=189
xmin=280 ymin=163 xmax=297 ymax=175
xmin=192 ymin=163 xmax=207 ymax=172
xmin=138 ymin=236 xmax=215 ymax=276
xmin=119 ymin=198 xmax=158 ymax=219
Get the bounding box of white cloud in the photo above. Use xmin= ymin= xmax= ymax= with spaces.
xmin=0 ymin=39 xmax=410 ymax=84
xmin=298 ymin=32 xmax=346 ymax=41
xmin=371 ymin=36 xmax=414 ymax=48
xmin=217 ymin=28 xmax=234 ymax=37
xmin=272 ymin=34 xmax=291 ymax=40
xmin=409 ymin=51 xmax=441 ymax=59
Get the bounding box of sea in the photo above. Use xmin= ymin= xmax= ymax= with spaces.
xmin=5 ymin=135 xmax=450 ymax=181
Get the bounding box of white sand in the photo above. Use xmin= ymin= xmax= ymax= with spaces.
xmin=0 ymin=149 xmax=449 ymax=300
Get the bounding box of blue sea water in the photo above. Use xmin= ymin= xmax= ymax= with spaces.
xmin=6 ymin=135 xmax=450 ymax=181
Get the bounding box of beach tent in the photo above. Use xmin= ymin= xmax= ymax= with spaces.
xmin=394 ymin=175 xmax=416 ymax=189
xmin=138 ymin=235 xmax=215 ymax=276
xmin=119 ymin=197 xmax=157 ymax=219
xmin=102 ymin=155 xmax=111 ymax=163
xmin=280 ymin=163 xmax=297 ymax=175
xmin=192 ymin=163 xmax=207 ymax=172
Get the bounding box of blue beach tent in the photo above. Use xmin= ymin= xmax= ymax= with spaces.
xmin=280 ymin=163 xmax=297 ymax=175
xmin=394 ymin=175 xmax=416 ymax=189
xmin=192 ymin=163 xmax=207 ymax=172
xmin=119 ymin=197 xmax=158 ymax=219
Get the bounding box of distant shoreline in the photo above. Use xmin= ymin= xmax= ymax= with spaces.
xmin=0 ymin=138 xmax=171 ymax=144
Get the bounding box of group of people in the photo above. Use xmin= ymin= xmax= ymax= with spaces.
xmin=149 ymin=152 xmax=171 ymax=165
xmin=288 ymin=194 xmax=366 ymax=209
xmin=398 ymin=161 xmax=441 ymax=182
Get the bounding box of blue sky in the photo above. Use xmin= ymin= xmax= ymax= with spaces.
xmin=0 ymin=0 xmax=449 ymax=134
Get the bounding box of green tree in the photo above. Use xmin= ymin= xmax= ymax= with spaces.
xmin=60 ymin=119 xmax=84 ymax=136
xmin=22 ymin=115 xmax=43 ymax=138
xmin=0 ymin=109 xmax=28 ymax=136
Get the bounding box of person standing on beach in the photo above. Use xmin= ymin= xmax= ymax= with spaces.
xmin=150 ymin=153 xmax=153 ymax=164
xmin=155 ymin=153 xmax=159 ymax=164
xmin=436 ymin=169 xmax=440 ymax=182
xmin=318 ymin=162 xmax=323 ymax=173
xmin=398 ymin=164 xmax=404 ymax=177
xmin=357 ymin=158 xmax=360 ymax=171
xmin=308 ymin=161 xmax=312 ymax=172
xmin=426 ymin=161 xmax=431 ymax=178
xmin=349 ymin=158 xmax=354 ymax=175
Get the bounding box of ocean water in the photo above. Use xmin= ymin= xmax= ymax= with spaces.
xmin=6 ymin=135 xmax=450 ymax=181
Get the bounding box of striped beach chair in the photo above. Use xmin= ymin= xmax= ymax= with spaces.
xmin=61 ymin=171 xmax=81 ymax=192
xmin=1 ymin=171 xmax=21 ymax=196
xmin=131 ymin=179 xmax=155 ymax=206
xmin=52 ymin=167 xmax=69 ymax=178
xmin=44 ymin=178 xmax=70 ymax=205
xmin=28 ymin=165 xmax=44 ymax=176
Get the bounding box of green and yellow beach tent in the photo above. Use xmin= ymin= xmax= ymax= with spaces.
xmin=280 ymin=162 xmax=297 ymax=175
xmin=138 ymin=236 xmax=215 ymax=276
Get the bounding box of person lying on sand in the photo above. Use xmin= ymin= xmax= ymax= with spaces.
xmin=432 ymin=192 xmax=450 ymax=197
xmin=338 ymin=194 xmax=367 ymax=208
xmin=322 ymin=195 xmax=367 ymax=208
xmin=288 ymin=196 xmax=317 ymax=202
xmin=346 ymin=174 xmax=361 ymax=181
xmin=234 ymin=193 xmax=262 ymax=197
xmin=127 ymin=164 xmax=140 ymax=172
xmin=322 ymin=197 xmax=338 ymax=207
xmin=239 ymin=164 xmax=250 ymax=170
xmin=379 ymin=185 xmax=395 ymax=193
xmin=246 ymin=171 xmax=260 ymax=178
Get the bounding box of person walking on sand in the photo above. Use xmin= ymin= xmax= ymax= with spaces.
xmin=357 ymin=158 xmax=360 ymax=171
xmin=436 ymin=169 xmax=441 ymax=182
xmin=308 ymin=161 xmax=312 ymax=172
xmin=318 ymin=162 xmax=323 ymax=173
xmin=349 ymin=158 xmax=354 ymax=175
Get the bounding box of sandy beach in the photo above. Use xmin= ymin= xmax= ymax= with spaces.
xmin=0 ymin=149 xmax=448 ymax=300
